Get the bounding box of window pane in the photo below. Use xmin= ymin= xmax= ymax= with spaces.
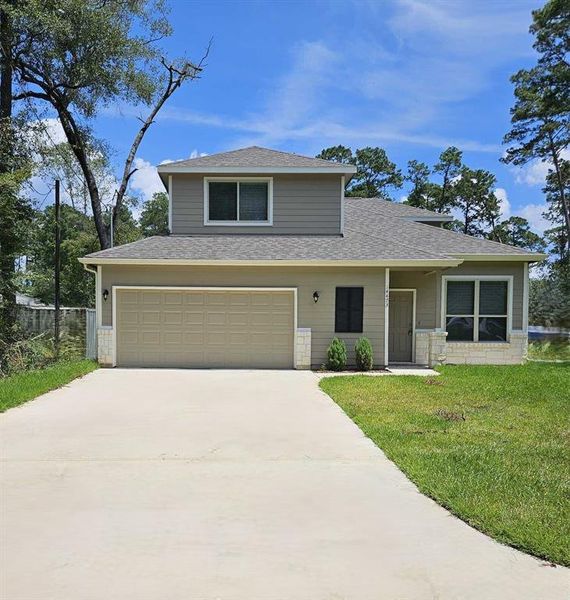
xmin=446 ymin=316 xmax=474 ymax=341
xmin=335 ymin=287 xmax=363 ymax=333
xmin=479 ymin=281 xmax=507 ymax=315
xmin=479 ymin=317 xmax=507 ymax=342
xmin=447 ymin=281 xmax=474 ymax=314
xmin=349 ymin=287 xmax=363 ymax=333
xmin=209 ymin=182 xmax=237 ymax=221
xmin=239 ymin=183 xmax=268 ymax=221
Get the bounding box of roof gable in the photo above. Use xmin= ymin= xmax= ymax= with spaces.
xmin=156 ymin=146 xmax=356 ymax=176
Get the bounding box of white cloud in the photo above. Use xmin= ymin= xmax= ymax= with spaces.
xmin=130 ymin=152 xmax=208 ymax=201
xmin=129 ymin=158 xmax=165 ymax=202
xmin=495 ymin=188 xmax=510 ymax=219
xmin=511 ymin=149 xmax=570 ymax=186
xmin=519 ymin=203 xmax=549 ymax=234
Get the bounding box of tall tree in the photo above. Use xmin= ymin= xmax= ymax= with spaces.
xmin=5 ymin=0 xmax=208 ymax=249
xmin=350 ymin=147 xmax=403 ymax=199
xmin=453 ymin=167 xmax=500 ymax=237
xmin=316 ymin=145 xmax=354 ymax=165
xmin=316 ymin=145 xmax=403 ymax=199
xmin=502 ymin=0 xmax=570 ymax=251
xmin=433 ymin=146 xmax=462 ymax=213
xmin=0 ymin=2 xmax=33 ymax=343
xmin=23 ymin=201 xmax=140 ymax=307
xmin=140 ymin=191 xmax=168 ymax=237
xmin=404 ymin=160 xmax=431 ymax=207
xmin=490 ymin=216 xmax=546 ymax=251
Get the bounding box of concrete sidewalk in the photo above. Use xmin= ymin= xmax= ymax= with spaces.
xmin=1 ymin=369 xmax=568 ymax=599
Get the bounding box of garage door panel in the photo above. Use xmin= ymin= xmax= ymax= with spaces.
xmin=141 ymin=311 xmax=160 ymax=325
xmin=141 ymin=291 xmax=161 ymax=305
xmin=163 ymin=311 xmax=183 ymax=325
xmin=116 ymin=289 xmax=294 ymax=368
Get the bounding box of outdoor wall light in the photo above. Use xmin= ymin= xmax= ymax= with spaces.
xmin=313 ymin=291 xmax=320 ymax=303
xmin=103 ymin=289 xmax=109 ymax=302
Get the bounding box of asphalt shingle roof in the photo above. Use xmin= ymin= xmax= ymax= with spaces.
xmin=158 ymin=146 xmax=354 ymax=171
xmin=83 ymin=198 xmax=542 ymax=263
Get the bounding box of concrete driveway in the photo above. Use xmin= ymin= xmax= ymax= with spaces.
xmin=1 ymin=370 xmax=568 ymax=599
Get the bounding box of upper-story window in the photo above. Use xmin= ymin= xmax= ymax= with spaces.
xmin=444 ymin=277 xmax=511 ymax=342
xmin=204 ymin=177 xmax=273 ymax=226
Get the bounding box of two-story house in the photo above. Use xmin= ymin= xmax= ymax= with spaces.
xmin=79 ymin=146 xmax=545 ymax=369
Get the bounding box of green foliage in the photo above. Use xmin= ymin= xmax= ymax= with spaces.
xmin=528 ymin=339 xmax=570 ymax=361
xmin=354 ymin=337 xmax=373 ymax=371
xmin=350 ymin=147 xmax=403 ymax=199
xmin=316 ymin=145 xmax=354 ymax=165
xmin=529 ymin=267 xmax=570 ymax=327
xmin=5 ymin=0 xmax=171 ymax=118
xmin=452 ymin=167 xmax=500 ymax=236
xmin=0 ymin=115 xmax=34 ymax=344
xmin=22 ymin=201 xmax=141 ymax=308
xmin=316 ymin=145 xmax=402 ymax=200
xmin=326 ymin=337 xmax=347 ymax=371
xmin=491 ymin=216 xmax=546 ymax=252
xmin=140 ymin=191 xmax=169 ymax=236
xmin=502 ymin=0 xmax=570 ymax=251
xmin=321 ymin=363 xmax=570 ymax=566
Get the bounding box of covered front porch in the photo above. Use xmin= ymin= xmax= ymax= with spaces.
xmin=387 ymin=263 xmax=528 ymax=367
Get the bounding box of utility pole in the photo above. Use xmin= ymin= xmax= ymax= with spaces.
xmin=54 ymin=180 xmax=61 ymax=359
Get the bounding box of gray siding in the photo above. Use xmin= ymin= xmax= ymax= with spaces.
xmin=390 ymin=270 xmax=440 ymax=330
xmin=441 ymin=262 xmax=525 ymax=330
xmin=171 ymin=173 xmax=342 ymax=235
xmin=101 ymin=265 xmax=386 ymax=367
xmin=390 ymin=262 xmax=525 ymax=331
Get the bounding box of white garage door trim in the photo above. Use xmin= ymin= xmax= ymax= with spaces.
xmin=111 ymin=286 xmax=298 ymax=368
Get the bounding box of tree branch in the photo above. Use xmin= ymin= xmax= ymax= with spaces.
xmin=113 ymin=42 xmax=211 ymax=224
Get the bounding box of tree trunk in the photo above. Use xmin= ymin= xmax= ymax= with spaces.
xmin=0 ymin=3 xmax=16 ymax=343
xmin=548 ymin=133 xmax=570 ymax=253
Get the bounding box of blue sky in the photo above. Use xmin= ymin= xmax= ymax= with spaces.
xmin=44 ymin=0 xmax=556 ymax=232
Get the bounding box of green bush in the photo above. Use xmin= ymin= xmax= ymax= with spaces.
xmin=355 ymin=337 xmax=374 ymax=371
xmin=327 ymin=337 xmax=347 ymax=371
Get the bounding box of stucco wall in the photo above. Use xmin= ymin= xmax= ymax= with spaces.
xmin=171 ymin=173 xmax=342 ymax=235
xmin=100 ymin=265 xmax=386 ymax=367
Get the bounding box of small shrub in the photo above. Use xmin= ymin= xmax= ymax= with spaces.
xmin=327 ymin=337 xmax=347 ymax=371
xmin=354 ymin=337 xmax=373 ymax=371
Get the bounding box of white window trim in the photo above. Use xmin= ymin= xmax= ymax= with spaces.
xmin=203 ymin=177 xmax=273 ymax=226
xmin=441 ymin=275 xmax=513 ymax=343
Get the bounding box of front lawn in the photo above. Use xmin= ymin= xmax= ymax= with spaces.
xmin=0 ymin=360 xmax=98 ymax=413
xmin=320 ymin=363 xmax=570 ymax=566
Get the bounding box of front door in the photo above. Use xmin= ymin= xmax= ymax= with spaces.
xmin=389 ymin=291 xmax=414 ymax=362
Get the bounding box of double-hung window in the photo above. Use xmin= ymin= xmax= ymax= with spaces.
xmin=444 ymin=277 xmax=511 ymax=342
xmin=205 ymin=178 xmax=272 ymax=225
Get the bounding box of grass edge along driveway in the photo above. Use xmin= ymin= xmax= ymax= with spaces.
xmin=320 ymin=363 xmax=570 ymax=567
xmin=0 ymin=360 xmax=98 ymax=413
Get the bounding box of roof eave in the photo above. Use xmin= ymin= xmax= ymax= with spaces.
xmin=156 ymin=165 xmax=357 ymax=176
xmin=453 ymin=253 xmax=548 ymax=262
xmin=79 ymin=257 xmax=462 ymax=268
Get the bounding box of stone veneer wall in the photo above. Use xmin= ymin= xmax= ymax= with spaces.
xmin=445 ymin=331 xmax=527 ymax=365
xmin=415 ymin=330 xmax=527 ymax=366
xmin=97 ymin=326 xmax=114 ymax=366
xmin=415 ymin=330 xmax=448 ymax=367
xmin=295 ymin=328 xmax=311 ymax=369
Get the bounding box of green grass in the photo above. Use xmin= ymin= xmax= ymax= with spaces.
xmin=320 ymin=363 xmax=570 ymax=566
xmin=528 ymin=339 xmax=570 ymax=361
xmin=0 ymin=360 xmax=98 ymax=413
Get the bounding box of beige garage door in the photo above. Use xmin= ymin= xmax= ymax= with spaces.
xmin=116 ymin=288 xmax=294 ymax=368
